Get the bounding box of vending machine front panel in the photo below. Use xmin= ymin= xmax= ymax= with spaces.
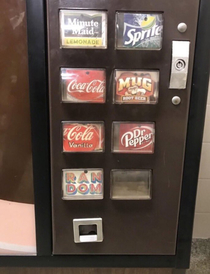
xmin=47 ymin=0 xmax=200 ymax=255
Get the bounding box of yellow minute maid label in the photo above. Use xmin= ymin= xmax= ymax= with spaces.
xmin=64 ymin=38 xmax=103 ymax=47
xmin=60 ymin=10 xmax=107 ymax=49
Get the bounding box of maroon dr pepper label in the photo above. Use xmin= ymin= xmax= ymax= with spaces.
xmin=63 ymin=122 xmax=104 ymax=152
xmin=112 ymin=122 xmax=155 ymax=153
xmin=61 ymin=68 xmax=106 ymax=103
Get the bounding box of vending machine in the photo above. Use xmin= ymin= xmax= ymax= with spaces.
xmin=2 ymin=0 xmax=208 ymax=271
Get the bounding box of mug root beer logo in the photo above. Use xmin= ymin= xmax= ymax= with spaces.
xmin=114 ymin=70 xmax=159 ymax=104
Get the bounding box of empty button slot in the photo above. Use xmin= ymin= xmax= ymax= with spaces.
xmin=110 ymin=169 xmax=152 ymax=200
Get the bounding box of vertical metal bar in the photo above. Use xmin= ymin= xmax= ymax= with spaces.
xmin=26 ymin=0 xmax=52 ymax=256
xmin=176 ymin=0 xmax=210 ymax=268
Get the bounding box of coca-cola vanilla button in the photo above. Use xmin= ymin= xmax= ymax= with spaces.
xmin=62 ymin=122 xmax=104 ymax=153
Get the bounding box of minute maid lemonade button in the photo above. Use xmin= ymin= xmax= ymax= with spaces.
xmin=60 ymin=10 xmax=107 ymax=49
xmin=116 ymin=13 xmax=163 ymax=50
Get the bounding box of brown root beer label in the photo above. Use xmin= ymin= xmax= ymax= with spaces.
xmin=62 ymin=169 xmax=103 ymax=200
xmin=114 ymin=70 xmax=159 ymax=104
xmin=63 ymin=122 xmax=104 ymax=152
xmin=61 ymin=68 xmax=106 ymax=103
xmin=112 ymin=122 xmax=155 ymax=153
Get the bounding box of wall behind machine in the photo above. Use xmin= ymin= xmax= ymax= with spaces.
xmin=193 ymin=78 xmax=210 ymax=238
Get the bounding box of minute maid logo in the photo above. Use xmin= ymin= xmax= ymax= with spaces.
xmin=123 ymin=13 xmax=163 ymax=48
xmin=60 ymin=10 xmax=107 ymax=48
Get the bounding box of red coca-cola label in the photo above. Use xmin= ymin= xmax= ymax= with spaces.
xmin=61 ymin=68 xmax=106 ymax=103
xmin=115 ymin=70 xmax=159 ymax=104
xmin=116 ymin=123 xmax=155 ymax=153
xmin=63 ymin=123 xmax=104 ymax=152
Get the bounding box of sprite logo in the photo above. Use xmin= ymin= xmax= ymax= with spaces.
xmin=123 ymin=15 xmax=163 ymax=48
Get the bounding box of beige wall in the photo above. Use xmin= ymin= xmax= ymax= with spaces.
xmin=193 ymin=78 xmax=210 ymax=238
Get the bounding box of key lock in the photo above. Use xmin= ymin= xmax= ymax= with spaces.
xmin=169 ymin=23 xmax=190 ymax=106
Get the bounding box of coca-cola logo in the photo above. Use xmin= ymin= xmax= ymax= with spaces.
xmin=67 ymin=80 xmax=105 ymax=94
xmin=62 ymin=69 xmax=106 ymax=102
xmin=64 ymin=125 xmax=94 ymax=141
xmin=63 ymin=123 xmax=104 ymax=152
xmin=118 ymin=123 xmax=155 ymax=153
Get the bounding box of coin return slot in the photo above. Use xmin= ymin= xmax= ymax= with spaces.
xmin=79 ymin=225 xmax=97 ymax=242
xmin=73 ymin=218 xmax=103 ymax=243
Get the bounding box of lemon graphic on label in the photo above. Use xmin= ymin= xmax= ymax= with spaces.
xmin=141 ymin=16 xmax=156 ymax=30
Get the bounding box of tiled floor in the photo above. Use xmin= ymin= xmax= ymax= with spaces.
xmin=187 ymin=239 xmax=210 ymax=274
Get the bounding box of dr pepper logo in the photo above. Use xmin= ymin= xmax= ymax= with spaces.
xmin=61 ymin=68 xmax=106 ymax=103
xmin=63 ymin=122 xmax=104 ymax=152
xmin=113 ymin=122 xmax=155 ymax=153
xmin=115 ymin=70 xmax=159 ymax=104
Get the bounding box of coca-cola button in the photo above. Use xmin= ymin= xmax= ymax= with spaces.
xmin=61 ymin=68 xmax=106 ymax=103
